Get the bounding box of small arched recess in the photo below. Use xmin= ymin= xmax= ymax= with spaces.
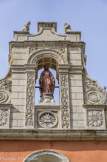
xmin=23 ymin=150 xmax=70 ymax=162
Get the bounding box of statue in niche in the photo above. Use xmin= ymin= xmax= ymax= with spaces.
xmin=39 ymin=65 xmax=55 ymax=98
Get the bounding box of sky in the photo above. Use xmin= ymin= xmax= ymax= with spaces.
xmin=0 ymin=0 xmax=107 ymax=92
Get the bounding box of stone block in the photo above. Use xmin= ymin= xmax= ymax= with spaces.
xmin=11 ymin=98 xmax=26 ymax=106
xmin=12 ymin=74 xmax=26 ymax=80
xmin=70 ymin=87 xmax=83 ymax=93
xmin=12 ymin=47 xmax=26 ymax=53
xmin=11 ymin=113 xmax=25 ymax=120
xmin=18 ymin=93 xmax=26 ymax=99
xmin=17 ymin=120 xmax=25 ymax=127
xmin=71 ymin=99 xmax=83 ymax=106
xmin=13 ymin=54 xmax=27 ymax=60
xmin=19 ymin=80 xmax=26 ymax=85
xmin=70 ymin=54 xmax=81 ymax=60
xmin=13 ymin=60 xmax=26 ymax=65
xmin=11 ymin=120 xmax=18 ymax=127
xmin=75 ymin=93 xmax=84 ymax=100
xmin=12 ymin=93 xmax=19 ymax=99
xmin=12 ymin=80 xmax=19 ymax=85
xmin=69 ymin=74 xmax=82 ymax=80
xmin=12 ymin=86 xmax=26 ymax=92
xmin=71 ymin=60 xmax=81 ymax=65
xmin=72 ymin=113 xmax=84 ymax=120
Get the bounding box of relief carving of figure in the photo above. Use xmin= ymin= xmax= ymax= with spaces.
xmin=39 ymin=65 xmax=55 ymax=97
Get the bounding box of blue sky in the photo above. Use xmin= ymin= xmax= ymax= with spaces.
xmin=0 ymin=0 xmax=107 ymax=90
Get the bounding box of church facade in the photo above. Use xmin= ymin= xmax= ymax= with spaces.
xmin=0 ymin=22 xmax=107 ymax=162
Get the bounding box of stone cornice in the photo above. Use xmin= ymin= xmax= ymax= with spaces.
xmin=0 ymin=129 xmax=107 ymax=140
xmin=83 ymin=104 xmax=107 ymax=109
xmin=9 ymin=41 xmax=85 ymax=49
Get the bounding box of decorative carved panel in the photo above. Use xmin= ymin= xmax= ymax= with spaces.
xmin=85 ymin=75 xmax=107 ymax=105
xmin=0 ymin=109 xmax=8 ymax=126
xmin=0 ymin=106 xmax=10 ymax=128
xmin=60 ymin=74 xmax=70 ymax=128
xmin=38 ymin=111 xmax=57 ymax=128
xmin=25 ymin=73 xmax=35 ymax=126
xmin=85 ymin=108 xmax=106 ymax=129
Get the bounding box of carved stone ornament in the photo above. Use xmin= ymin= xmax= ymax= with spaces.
xmin=38 ymin=112 xmax=57 ymax=128
xmin=60 ymin=74 xmax=70 ymax=128
xmin=25 ymin=73 xmax=35 ymax=126
xmin=0 ymin=79 xmax=12 ymax=92
xmin=87 ymin=110 xmax=104 ymax=127
xmin=0 ymin=109 xmax=8 ymax=126
xmin=0 ymin=89 xmax=11 ymax=104
xmin=22 ymin=21 xmax=30 ymax=32
xmin=64 ymin=23 xmax=72 ymax=34
xmin=85 ymin=75 xmax=107 ymax=105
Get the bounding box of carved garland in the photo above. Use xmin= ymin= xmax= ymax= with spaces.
xmin=85 ymin=75 xmax=107 ymax=105
xmin=25 ymin=73 xmax=35 ymax=126
xmin=60 ymin=74 xmax=70 ymax=128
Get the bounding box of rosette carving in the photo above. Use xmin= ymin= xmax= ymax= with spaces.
xmin=87 ymin=110 xmax=104 ymax=127
xmin=85 ymin=75 xmax=107 ymax=105
xmin=0 ymin=89 xmax=11 ymax=104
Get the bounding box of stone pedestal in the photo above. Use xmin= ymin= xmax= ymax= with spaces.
xmin=39 ymin=94 xmax=55 ymax=105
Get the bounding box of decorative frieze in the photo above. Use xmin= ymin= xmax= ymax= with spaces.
xmin=25 ymin=73 xmax=35 ymax=127
xmin=85 ymin=75 xmax=107 ymax=105
xmin=60 ymin=74 xmax=70 ymax=128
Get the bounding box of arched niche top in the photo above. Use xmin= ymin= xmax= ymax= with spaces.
xmin=24 ymin=150 xmax=70 ymax=162
xmin=37 ymin=57 xmax=57 ymax=70
xmin=27 ymin=49 xmax=66 ymax=65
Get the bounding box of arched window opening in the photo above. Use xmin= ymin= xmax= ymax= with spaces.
xmin=24 ymin=150 xmax=70 ymax=162
xmin=35 ymin=57 xmax=59 ymax=105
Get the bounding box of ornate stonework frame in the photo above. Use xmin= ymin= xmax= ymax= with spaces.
xmin=26 ymin=50 xmax=71 ymax=129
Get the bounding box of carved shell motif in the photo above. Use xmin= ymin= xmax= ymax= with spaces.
xmin=85 ymin=75 xmax=107 ymax=105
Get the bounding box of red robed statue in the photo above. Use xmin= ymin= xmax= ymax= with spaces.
xmin=39 ymin=65 xmax=55 ymax=97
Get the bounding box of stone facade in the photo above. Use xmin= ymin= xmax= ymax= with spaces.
xmin=0 ymin=22 xmax=107 ymax=138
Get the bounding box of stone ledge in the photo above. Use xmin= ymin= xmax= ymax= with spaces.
xmin=83 ymin=104 xmax=107 ymax=109
xmin=0 ymin=129 xmax=107 ymax=140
